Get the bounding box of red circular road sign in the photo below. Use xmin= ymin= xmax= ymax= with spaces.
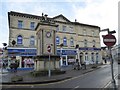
xmin=47 ymin=45 xmax=51 ymax=53
xmin=103 ymin=34 xmax=116 ymax=47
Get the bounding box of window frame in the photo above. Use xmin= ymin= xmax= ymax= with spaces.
xmin=30 ymin=36 xmax=35 ymax=46
xmin=18 ymin=20 xmax=23 ymax=29
xmin=17 ymin=35 xmax=23 ymax=45
xmin=30 ymin=22 xmax=35 ymax=30
xmin=63 ymin=37 xmax=67 ymax=46
xmin=56 ymin=36 xmax=60 ymax=45
xmin=70 ymin=37 xmax=74 ymax=46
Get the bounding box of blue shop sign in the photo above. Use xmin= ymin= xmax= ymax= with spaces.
xmin=57 ymin=50 xmax=77 ymax=55
xmin=8 ymin=49 xmax=37 ymax=56
xmin=79 ymin=47 xmax=101 ymax=51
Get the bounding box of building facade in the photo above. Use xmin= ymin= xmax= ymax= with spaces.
xmin=7 ymin=11 xmax=102 ymax=68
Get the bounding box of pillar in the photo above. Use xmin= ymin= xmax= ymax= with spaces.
xmin=65 ymin=55 xmax=68 ymax=65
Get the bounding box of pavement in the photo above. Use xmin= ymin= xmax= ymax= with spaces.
xmin=105 ymin=74 xmax=120 ymax=90
xmin=1 ymin=63 xmax=118 ymax=89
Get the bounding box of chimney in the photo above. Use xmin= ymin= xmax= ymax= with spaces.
xmin=44 ymin=14 xmax=48 ymax=21
xmin=75 ymin=19 xmax=77 ymax=22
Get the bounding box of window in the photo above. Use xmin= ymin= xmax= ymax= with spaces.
xmin=30 ymin=22 xmax=35 ymax=30
xmin=83 ymin=29 xmax=87 ymax=35
xmin=91 ymin=53 xmax=94 ymax=63
xmin=96 ymin=53 xmax=99 ymax=64
xmin=18 ymin=20 xmax=23 ymax=29
xmin=93 ymin=40 xmax=96 ymax=47
xmin=63 ymin=37 xmax=67 ymax=46
xmin=56 ymin=36 xmax=60 ymax=45
xmin=17 ymin=35 xmax=22 ymax=45
xmin=70 ymin=27 xmax=73 ymax=32
xmin=70 ymin=37 xmax=74 ymax=46
xmin=84 ymin=39 xmax=87 ymax=47
xmin=30 ymin=36 xmax=35 ymax=46
xmin=56 ymin=26 xmax=59 ymax=31
xmin=85 ymin=53 xmax=88 ymax=61
xmin=63 ymin=25 xmax=66 ymax=31
xmin=92 ymin=30 xmax=95 ymax=36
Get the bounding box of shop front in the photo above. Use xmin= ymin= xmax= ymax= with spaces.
xmin=57 ymin=49 xmax=77 ymax=66
xmin=7 ymin=47 xmax=37 ymax=68
xmin=79 ymin=47 xmax=101 ymax=65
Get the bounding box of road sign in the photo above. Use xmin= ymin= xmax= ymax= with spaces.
xmin=47 ymin=45 xmax=51 ymax=53
xmin=103 ymin=34 xmax=116 ymax=47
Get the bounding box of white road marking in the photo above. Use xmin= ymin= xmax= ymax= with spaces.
xmin=74 ymin=86 xmax=79 ymax=88
xmin=103 ymin=74 xmax=118 ymax=88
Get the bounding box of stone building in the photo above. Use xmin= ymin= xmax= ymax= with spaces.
xmin=7 ymin=11 xmax=102 ymax=68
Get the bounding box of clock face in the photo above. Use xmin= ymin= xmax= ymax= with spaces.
xmin=46 ymin=32 xmax=51 ymax=38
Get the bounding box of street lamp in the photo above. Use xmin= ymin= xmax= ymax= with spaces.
xmin=101 ymin=28 xmax=117 ymax=90
xmin=1 ymin=43 xmax=7 ymax=73
xmin=75 ymin=44 xmax=81 ymax=70
xmin=60 ymin=43 xmax=63 ymax=66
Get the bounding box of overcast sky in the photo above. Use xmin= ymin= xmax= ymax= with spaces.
xmin=0 ymin=0 xmax=119 ymax=48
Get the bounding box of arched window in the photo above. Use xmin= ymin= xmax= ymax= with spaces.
xmin=70 ymin=37 xmax=74 ymax=46
xmin=63 ymin=37 xmax=67 ymax=46
xmin=84 ymin=39 xmax=87 ymax=47
xmin=56 ymin=36 xmax=60 ymax=45
xmin=30 ymin=36 xmax=35 ymax=46
xmin=17 ymin=35 xmax=22 ymax=45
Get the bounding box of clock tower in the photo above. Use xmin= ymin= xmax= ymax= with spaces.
xmin=36 ymin=22 xmax=57 ymax=55
xmin=35 ymin=14 xmax=60 ymax=71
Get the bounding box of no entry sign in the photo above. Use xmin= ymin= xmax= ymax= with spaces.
xmin=103 ymin=34 xmax=116 ymax=47
xmin=47 ymin=45 xmax=51 ymax=53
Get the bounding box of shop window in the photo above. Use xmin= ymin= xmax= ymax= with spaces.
xmin=96 ymin=53 xmax=99 ymax=64
xmin=91 ymin=53 xmax=94 ymax=63
xmin=17 ymin=35 xmax=23 ymax=45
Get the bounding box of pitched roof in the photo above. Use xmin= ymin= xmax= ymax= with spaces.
xmin=53 ymin=14 xmax=71 ymax=22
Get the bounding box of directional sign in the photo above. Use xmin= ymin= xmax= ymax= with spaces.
xmin=47 ymin=45 xmax=51 ymax=53
xmin=103 ymin=34 xmax=116 ymax=47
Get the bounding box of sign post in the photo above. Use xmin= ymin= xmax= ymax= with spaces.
xmin=103 ymin=34 xmax=117 ymax=90
xmin=47 ymin=45 xmax=51 ymax=77
xmin=103 ymin=34 xmax=116 ymax=47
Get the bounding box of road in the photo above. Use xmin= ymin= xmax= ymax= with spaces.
xmin=2 ymin=62 xmax=118 ymax=89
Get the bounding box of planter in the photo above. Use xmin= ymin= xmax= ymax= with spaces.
xmin=11 ymin=75 xmax=23 ymax=82
xmin=31 ymin=70 xmax=66 ymax=77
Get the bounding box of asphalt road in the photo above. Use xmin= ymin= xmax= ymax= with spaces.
xmin=2 ymin=62 xmax=118 ymax=89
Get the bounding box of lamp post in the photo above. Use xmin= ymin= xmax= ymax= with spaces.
xmin=101 ymin=28 xmax=117 ymax=90
xmin=1 ymin=43 xmax=7 ymax=73
xmin=60 ymin=43 xmax=63 ymax=66
xmin=75 ymin=44 xmax=81 ymax=70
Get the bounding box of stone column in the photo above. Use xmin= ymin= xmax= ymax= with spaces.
xmin=65 ymin=55 xmax=68 ymax=65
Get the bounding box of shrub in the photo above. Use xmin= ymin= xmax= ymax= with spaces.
xmin=11 ymin=75 xmax=23 ymax=82
xmin=30 ymin=70 xmax=66 ymax=77
xmin=91 ymin=65 xmax=97 ymax=68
